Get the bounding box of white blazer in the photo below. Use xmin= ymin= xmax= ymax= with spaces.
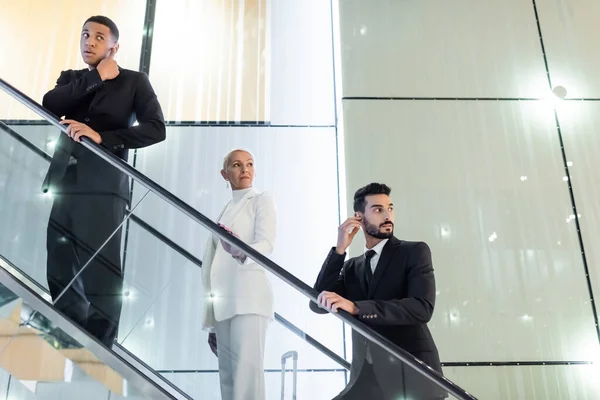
xmin=201 ymin=187 xmax=276 ymax=332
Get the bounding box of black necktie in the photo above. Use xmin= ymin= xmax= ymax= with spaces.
xmin=364 ymin=249 xmax=377 ymax=286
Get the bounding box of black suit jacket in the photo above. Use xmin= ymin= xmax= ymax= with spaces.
xmin=310 ymin=237 xmax=446 ymax=399
xmin=42 ymin=67 xmax=166 ymax=199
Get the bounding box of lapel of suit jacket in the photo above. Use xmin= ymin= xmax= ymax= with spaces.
xmin=216 ymin=200 xmax=231 ymax=221
xmin=355 ymin=257 xmax=369 ymax=297
xmin=368 ymin=237 xmax=399 ymax=298
xmin=89 ymin=69 xmax=120 ymax=111
xmin=208 ymin=202 xmax=231 ymax=251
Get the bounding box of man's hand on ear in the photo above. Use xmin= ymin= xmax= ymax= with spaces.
xmin=97 ymin=47 xmax=119 ymax=81
xmin=335 ymin=217 xmax=362 ymax=255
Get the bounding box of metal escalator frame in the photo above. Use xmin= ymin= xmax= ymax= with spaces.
xmin=0 ymin=255 xmax=191 ymax=400
xmin=0 ymin=77 xmax=477 ymax=400
xmin=0 ymin=119 xmax=351 ymax=372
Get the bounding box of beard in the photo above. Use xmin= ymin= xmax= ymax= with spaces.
xmin=364 ymin=219 xmax=394 ymax=239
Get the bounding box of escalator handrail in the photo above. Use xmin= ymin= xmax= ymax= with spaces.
xmin=0 ymin=255 xmax=191 ymax=400
xmin=0 ymin=119 xmax=352 ymax=372
xmin=0 ymin=77 xmax=477 ymax=400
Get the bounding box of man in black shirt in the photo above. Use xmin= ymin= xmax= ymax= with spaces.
xmin=42 ymin=15 xmax=166 ymax=347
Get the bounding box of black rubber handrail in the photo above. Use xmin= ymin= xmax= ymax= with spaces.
xmin=0 ymin=77 xmax=477 ymax=400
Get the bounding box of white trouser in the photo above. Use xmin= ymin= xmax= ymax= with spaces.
xmin=214 ymin=314 xmax=269 ymax=400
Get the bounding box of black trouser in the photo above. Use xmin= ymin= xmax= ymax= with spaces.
xmin=335 ymin=362 xmax=385 ymax=399
xmin=335 ymin=360 xmax=448 ymax=400
xmin=46 ymin=190 xmax=126 ymax=348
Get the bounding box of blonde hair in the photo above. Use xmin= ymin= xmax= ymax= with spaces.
xmin=222 ymin=148 xmax=255 ymax=171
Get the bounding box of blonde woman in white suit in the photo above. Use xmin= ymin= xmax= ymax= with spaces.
xmin=201 ymin=149 xmax=276 ymax=400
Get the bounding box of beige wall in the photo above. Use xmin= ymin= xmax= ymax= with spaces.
xmin=0 ymin=0 xmax=268 ymax=122
xmin=151 ymin=0 xmax=269 ymax=122
xmin=338 ymin=0 xmax=600 ymax=398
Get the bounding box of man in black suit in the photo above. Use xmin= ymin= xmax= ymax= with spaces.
xmin=42 ymin=16 xmax=166 ymax=347
xmin=311 ymin=183 xmax=446 ymax=399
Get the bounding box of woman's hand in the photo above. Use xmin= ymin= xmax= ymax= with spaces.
xmin=218 ymin=223 xmax=245 ymax=260
xmin=208 ymin=333 xmax=218 ymax=357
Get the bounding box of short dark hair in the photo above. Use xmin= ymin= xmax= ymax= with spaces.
xmin=353 ymin=183 xmax=392 ymax=213
xmin=84 ymin=16 xmax=120 ymax=41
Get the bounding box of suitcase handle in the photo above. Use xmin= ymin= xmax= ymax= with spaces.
xmin=281 ymin=350 xmax=298 ymax=400
xmin=281 ymin=350 xmax=298 ymax=363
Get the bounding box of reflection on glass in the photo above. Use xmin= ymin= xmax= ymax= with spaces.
xmin=0 ymin=284 xmax=141 ymax=398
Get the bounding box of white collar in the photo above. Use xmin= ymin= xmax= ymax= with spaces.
xmin=231 ymin=187 xmax=256 ymax=202
xmin=364 ymin=238 xmax=389 ymax=256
